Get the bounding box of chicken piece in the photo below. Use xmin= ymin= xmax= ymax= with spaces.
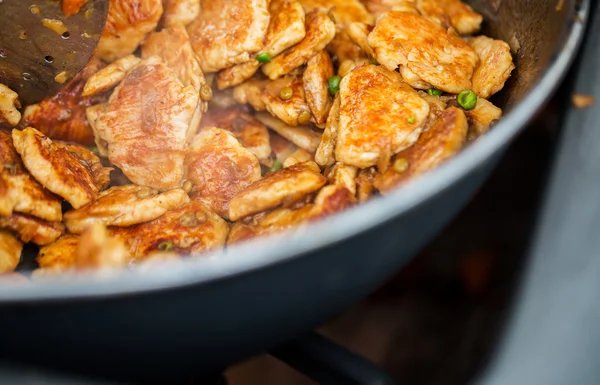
xmin=355 ymin=167 xmax=377 ymax=202
xmin=112 ymin=201 xmax=229 ymax=262
xmin=283 ymin=148 xmax=313 ymax=168
xmin=338 ymin=58 xmax=371 ymax=77
xmin=217 ymin=0 xmax=307 ymax=89
xmin=36 ymin=234 xmax=79 ymax=272
xmin=229 ymin=161 xmax=326 ymax=221
xmin=336 ymin=65 xmax=430 ymax=169
xmin=201 ymin=107 xmax=272 ymax=162
xmin=469 ymin=36 xmax=515 ymax=99
xmin=185 ymin=128 xmax=261 ymax=219
xmin=162 ymin=0 xmax=200 ymax=27
xmin=64 ymin=185 xmax=190 ymax=234
xmin=95 ymin=0 xmax=164 ymax=62
xmin=0 ymin=131 xmax=62 ymax=221
xmin=256 ymin=113 xmax=322 ymax=153
xmin=299 ymin=0 xmax=374 ymax=25
xmin=416 ymin=0 xmax=482 ymax=35
xmin=233 ymin=79 xmax=269 ymax=111
xmin=399 ymin=66 xmax=432 ymax=90
xmin=54 ymin=142 xmax=112 ymax=191
xmin=346 ymin=23 xmax=375 ymax=58
xmin=368 ymin=12 xmax=479 ymax=94
xmin=210 ymin=89 xmax=239 ymax=110
xmin=418 ymin=91 xmax=448 ymax=131
xmin=20 ymin=58 xmax=105 ymax=145
xmin=465 ymin=97 xmax=502 ymax=139
xmin=374 ymin=107 xmax=468 ymax=193
xmin=260 ymin=77 xmax=314 ymax=127
xmin=262 ymin=10 xmax=336 ymax=80
xmin=188 ymin=0 xmax=271 ymax=73
xmin=362 ymin=0 xmax=417 ymax=16
xmin=86 ymin=103 xmax=109 ymax=157
xmin=326 ymin=163 xmax=358 ymax=195
xmin=0 ymin=214 xmax=64 ymax=246
xmin=62 ymin=0 xmax=88 ymax=16
xmin=303 ymin=51 xmax=334 ymax=126
xmin=83 ymin=55 xmax=142 ymax=97
xmin=228 ymin=184 xmax=354 ymax=244
xmin=95 ymin=58 xmax=199 ymax=189
xmin=315 ymin=93 xmax=340 ymax=167
xmin=0 ymin=231 xmax=22 ymax=273
xmin=12 ymin=127 xmax=99 ymax=209
xmin=270 ymin=132 xmax=299 ymax=165
xmin=0 ymin=84 xmax=21 ymax=127
xmin=75 ymin=223 xmax=128 ymax=270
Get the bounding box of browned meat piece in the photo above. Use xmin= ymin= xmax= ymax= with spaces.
xmin=0 ymin=230 xmax=22 ymax=273
xmin=162 ymin=0 xmax=200 ymax=27
xmin=0 ymin=214 xmax=64 ymax=246
xmin=469 ymin=36 xmax=515 ymax=99
xmin=0 ymin=84 xmax=21 ymax=128
xmin=256 ymin=113 xmax=322 ymax=153
xmin=303 ymin=51 xmax=334 ymax=126
xmin=416 ymin=0 xmax=482 ymax=35
xmin=465 ymin=97 xmax=502 ymax=139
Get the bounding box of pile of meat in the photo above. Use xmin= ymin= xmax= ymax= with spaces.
xmin=0 ymin=0 xmax=514 ymax=278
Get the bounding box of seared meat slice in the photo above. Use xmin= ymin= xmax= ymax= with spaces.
xmin=326 ymin=163 xmax=358 ymax=195
xmin=229 ymin=161 xmax=326 ymax=221
xmin=12 ymin=127 xmax=99 ymax=209
xmin=0 ymin=84 xmax=21 ymax=127
xmin=418 ymin=91 xmax=448 ymax=132
xmin=346 ymin=22 xmax=375 ymax=58
xmin=185 ymin=128 xmax=261 ymax=219
xmin=256 ymin=113 xmax=322 ymax=153
xmin=283 ymin=148 xmax=313 ymax=168
xmin=85 ymin=103 xmax=109 ymax=157
xmin=20 ymin=58 xmax=105 ymax=145
xmin=94 ymin=58 xmax=199 ymax=189
xmin=269 ymin=132 xmax=299 ymax=166
xmin=299 ymin=0 xmax=374 ymax=25
xmin=162 ymin=0 xmax=200 ymax=27
xmin=96 ymin=0 xmax=164 ymax=62
xmin=54 ymin=142 xmax=112 ymax=191
xmin=262 ymin=10 xmax=336 ymax=80
xmin=217 ymin=0 xmax=307 ymax=89
xmin=465 ymin=97 xmax=502 ymax=139
xmin=36 ymin=234 xmax=79 ymax=273
xmin=83 ymin=55 xmax=142 ymax=97
xmin=0 ymin=214 xmax=64 ymax=246
xmin=233 ymin=79 xmax=269 ymax=111
xmin=64 ymin=185 xmax=189 ymax=234
xmin=416 ymin=0 xmax=482 ymax=35
xmin=315 ymin=93 xmax=340 ymax=167
xmin=0 ymin=131 xmax=62 ymax=221
xmin=188 ymin=0 xmax=271 ymax=73
xmin=75 ymin=223 xmax=129 ymax=270
xmin=0 ymin=231 xmax=22 ymax=273
xmin=201 ymin=107 xmax=271 ymax=161
xmin=303 ymin=51 xmax=334 ymax=126
xmin=260 ymin=77 xmax=314 ymax=127
xmin=361 ymin=0 xmax=417 ymax=16
xmin=374 ymin=107 xmax=468 ymax=193
xmin=112 ymin=201 xmax=230 ymax=262
xmin=368 ymin=12 xmax=479 ymax=93
xmin=469 ymin=36 xmax=515 ymax=99
xmin=335 ymin=65 xmax=430 ymax=169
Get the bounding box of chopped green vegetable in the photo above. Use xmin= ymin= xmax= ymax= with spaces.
xmin=457 ymin=90 xmax=478 ymax=110
xmin=427 ymin=88 xmax=442 ymax=96
xmin=327 ymin=76 xmax=342 ymax=96
xmin=256 ymin=53 xmax=271 ymax=63
xmin=279 ymin=87 xmax=293 ymax=100
xmin=270 ymin=161 xmax=283 ymax=172
xmin=407 ymin=116 xmax=416 ymax=124
xmin=158 ymin=241 xmax=174 ymax=251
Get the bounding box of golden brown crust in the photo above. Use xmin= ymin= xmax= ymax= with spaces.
xmin=0 ymin=230 xmax=22 ymax=273
xmin=162 ymin=0 xmax=200 ymax=27
xmin=315 ymin=93 xmax=340 ymax=167
xmin=12 ymin=127 xmax=98 ymax=209
xmin=54 ymin=142 xmax=112 ymax=191
xmin=0 ymin=84 xmax=21 ymax=128
xmin=465 ymin=97 xmax=502 ymax=139
xmin=37 ymin=234 xmax=79 ymax=272
xmin=303 ymin=51 xmax=334 ymax=126
xmin=185 ymin=127 xmax=261 ymax=219
xmin=260 ymin=77 xmax=314 ymax=127
xmin=469 ymin=36 xmax=515 ymax=99
xmin=416 ymin=0 xmax=482 ymax=35
xmin=0 ymin=214 xmax=64 ymax=246
xmin=83 ymin=55 xmax=142 ymax=98
xmin=255 ymin=112 xmax=322 ymax=153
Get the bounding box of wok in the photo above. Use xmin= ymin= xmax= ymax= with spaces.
xmin=0 ymin=0 xmax=591 ymax=382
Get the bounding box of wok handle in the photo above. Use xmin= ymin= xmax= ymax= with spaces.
xmin=477 ymin=4 xmax=600 ymax=385
xmin=270 ymin=332 xmax=395 ymax=385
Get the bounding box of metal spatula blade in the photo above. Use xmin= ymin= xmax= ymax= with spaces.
xmin=0 ymin=0 xmax=109 ymax=106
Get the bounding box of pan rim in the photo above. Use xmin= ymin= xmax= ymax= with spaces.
xmin=0 ymin=0 xmax=590 ymax=303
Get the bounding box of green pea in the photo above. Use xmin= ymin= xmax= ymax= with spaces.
xmin=457 ymin=90 xmax=478 ymax=110
xmin=279 ymin=87 xmax=293 ymax=100
xmin=407 ymin=116 xmax=416 ymax=124
xmin=256 ymin=53 xmax=271 ymax=63
xmin=200 ymin=84 xmax=213 ymax=102
xmin=270 ymin=161 xmax=283 ymax=172
xmin=427 ymin=88 xmax=442 ymax=96
xmin=158 ymin=241 xmax=174 ymax=251
xmin=327 ymin=76 xmax=342 ymax=96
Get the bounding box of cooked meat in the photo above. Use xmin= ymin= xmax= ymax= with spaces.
xmin=12 ymin=127 xmax=99 ymax=209
xmin=309 ymin=184 xmax=356 ymax=219
xmin=416 ymin=0 xmax=482 ymax=35
xmin=418 ymin=91 xmax=448 ymax=131
xmin=262 ymin=10 xmax=336 ymax=80
xmin=346 ymin=23 xmax=375 ymax=58
xmin=399 ymin=65 xmax=433 ymax=90
xmin=75 ymin=223 xmax=128 ymax=270
xmin=20 ymin=58 xmax=105 ymax=145
xmin=335 ymin=65 xmax=430 ymax=169
xmin=229 ymin=161 xmax=326 ymax=221
xmin=374 ymin=107 xmax=468 ymax=193
xmin=0 ymin=131 xmax=62 ymax=222
xmin=256 ymin=112 xmax=322 ymax=152
xmin=465 ymin=97 xmax=502 ymax=138
xmin=185 ymin=127 xmax=261 ymax=219
xmin=233 ymin=79 xmax=269 ymax=111
xmin=0 ymin=231 xmax=22 ymax=273
xmin=54 ymin=142 xmax=112 ymax=191
xmin=217 ymin=0 xmax=307 ymax=89
xmin=0 ymin=84 xmax=21 ymax=127
xmin=338 ymin=58 xmax=371 ymax=77
xmin=188 ymin=0 xmax=271 ymax=73
xmin=361 ymin=0 xmax=417 ymax=16
xmin=260 ymin=77 xmax=314 ymax=126
xmin=270 ymin=132 xmax=299 ymax=165
xmin=36 ymin=234 xmax=79 ymax=272
xmin=355 ymin=167 xmax=377 ymax=202
xmin=112 ymin=201 xmax=230 ymax=262
xmin=299 ymin=0 xmax=374 ymax=25
xmin=326 ymin=163 xmax=358 ymax=195
xmin=303 ymin=51 xmax=334 ymax=126
xmin=96 ymin=0 xmax=164 ymax=62
xmin=94 ymin=58 xmax=198 ymax=189
xmin=83 ymin=55 xmax=142 ymax=97
xmin=0 ymin=214 xmax=64 ymax=246
xmin=283 ymin=148 xmax=313 ymax=168
xmin=315 ymin=93 xmax=340 ymax=167
xmin=162 ymin=0 xmax=200 ymax=27
xmin=86 ymin=103 xmax=109 ymax=157
xmin=369 ymin=12 xmax=479 ymax=93
xmin=64 ymin=185 xmax=190 ymax=234
xmin=201 ymin=107 xmax=272 ymax=161
xmin=469 ymin=36 xmax=515 ymax=99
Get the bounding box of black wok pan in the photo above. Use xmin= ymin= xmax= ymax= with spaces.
xmin=0 ymin=0 xmax=591 ymax=382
